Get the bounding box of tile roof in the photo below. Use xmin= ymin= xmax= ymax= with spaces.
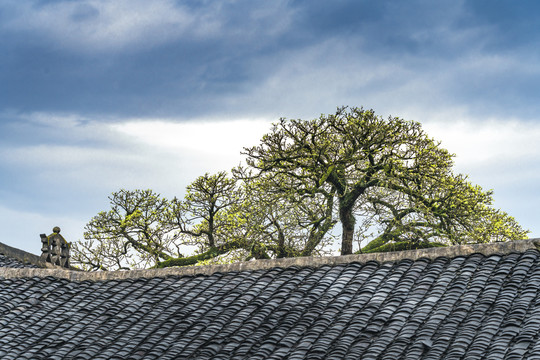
xmin=0 ymin=240 xmax=540 ymax=359
xmin=0 ymin=254 xmax=39 ymax=269
xmin=0 ymin=243 xmax=42 ymax=269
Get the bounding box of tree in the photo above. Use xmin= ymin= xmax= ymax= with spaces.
xmin=233 ymin=168 xmax=337 ymax=259
xmin=160 ymin=172 xmax=247 ymax=268
xmin=73 ymin=106 xmax=529 ymax=270
xmin=72 ymin=171 xmax=339 ymax=270
xmin=71 ymin=189 xmax=178 ymax=270
xmin=171 ymin=171 xmax=241 ymax=248
xmin=243 ymin=106 xmax=528 ymax=254
xmin=159 ymin=170 xmax=338 ymax=267
xmin=72 ymin=174 xmax=248 ymax=270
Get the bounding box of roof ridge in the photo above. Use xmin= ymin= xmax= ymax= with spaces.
xmin=0 ymin=241 xmax=60 ymax=269
xmin=1 ymin=239 xmax=539 ymax=281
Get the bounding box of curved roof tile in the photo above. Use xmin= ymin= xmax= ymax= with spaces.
xmin=0 ymin=239 xmax=539 ymax=359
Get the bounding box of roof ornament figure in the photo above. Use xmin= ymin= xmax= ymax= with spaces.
xmin=40 ymin=226 xmax=70 ymax=268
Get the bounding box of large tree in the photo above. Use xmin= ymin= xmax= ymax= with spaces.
xmin=243 ymin=106 xmax=528 ymax=254
xmin=73 ymin=106 xmax=528 ymax=269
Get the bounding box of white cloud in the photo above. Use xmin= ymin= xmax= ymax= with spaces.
xmin=107 ymin=118 xmax=275 ymax=192
xmin=423 ymin=119 xmax=540 ymax=171
xmin=0 ymin=116 xmax=274 ymax=200
xmin=2 ymin=0 xmax=223 ymax=52
xmin=2 ymin=144 xmax=151 ymax=184
xmin=111 ymin=118 xmax=273 ymax=156
xmin=0 ymin=205 xmax=86 ymax=255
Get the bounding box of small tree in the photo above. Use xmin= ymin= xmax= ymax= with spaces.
xmin=71 ymin=189 xmax=177 ymax=270
xmin=72 ymin=174 xmax=247 ymax=270
xmin=159 ymin=172 xmax=246 ymax=267
xmin=171 ymin=172 xmax=240 ymax=248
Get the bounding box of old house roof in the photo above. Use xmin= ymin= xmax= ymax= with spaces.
xmin=1 ymin=240 xmax=540 ymax=359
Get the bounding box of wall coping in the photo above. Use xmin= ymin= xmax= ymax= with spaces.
xmin=1 ymin=239 xmax=539 ymax=282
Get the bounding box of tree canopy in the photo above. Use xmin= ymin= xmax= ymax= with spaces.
xmin=71 ymin=106 xmax=529 ymax=270
xmin=242 ymin=107 xmax=526 ymax=255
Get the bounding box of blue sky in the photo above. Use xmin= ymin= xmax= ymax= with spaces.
xmin=1 ymin=0 xmax=539 ymax=254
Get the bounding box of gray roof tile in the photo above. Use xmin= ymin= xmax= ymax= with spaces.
xmin=1 ymin=244 xmax=540 ymax=358
xmin=0 ymin=254 xmax=39 ymax=269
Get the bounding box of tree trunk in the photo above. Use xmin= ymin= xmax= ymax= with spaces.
xmin=208 ymin=207 xmax=215 ymax=248
xmin=339 ymin=203 xmax=356 ymax=255
xmin=276 ymin=222 xmax=286 ymax=258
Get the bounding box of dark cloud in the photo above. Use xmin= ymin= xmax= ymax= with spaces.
xmin=70 ymin=3 xmax=100 ymax=22
xmin=1 ymin=0 xmax=539 ymax=121
xmin=462 ymin=0 xmax=540 ymax=51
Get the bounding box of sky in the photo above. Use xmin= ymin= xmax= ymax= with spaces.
xmin=1 ymin=0 xmax=540 ymax=255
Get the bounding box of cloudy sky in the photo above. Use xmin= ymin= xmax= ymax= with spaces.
xmin=1 ymin=0 xmax=539 ymax=254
